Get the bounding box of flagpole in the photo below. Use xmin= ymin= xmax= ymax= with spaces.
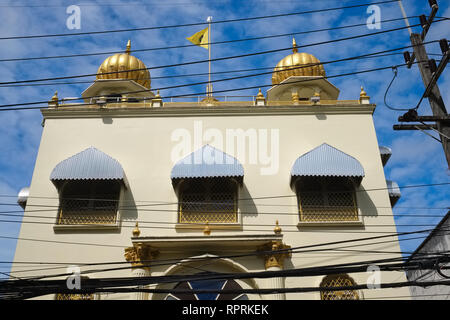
xmin=207 ymin=16 xmax=212 ymax=97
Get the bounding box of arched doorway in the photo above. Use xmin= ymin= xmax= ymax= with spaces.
xmin=165 ymin=273 xmax=249 ymax=300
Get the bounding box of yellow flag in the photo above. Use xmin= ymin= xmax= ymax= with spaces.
xmin=186 ymin=27 xmax=209 ymax=49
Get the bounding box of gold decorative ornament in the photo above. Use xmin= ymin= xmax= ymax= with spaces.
xmin=132 ymin=221 xmax=140 ymax=237
xmin=125 ymin=39 xmax=131 ymax=55
xmin=274 ymin=220 xmax=282 ymax=234
xmin=291 ymin=91 xmax=300 ymax=103
xmin=272 ymin=38 xmax=326 ymax=86
xmin=203 ymin=221 xmax=211 ymax=235
xmin=96 ymin=40 xmax=151 ymax=89
xmin=201 ymin=95 xmax=219 ymax=104
xmin=292 ymin=37 xmax=298 ymax=53
xmin=360 ymin=86 xmax=367 ymax=97
xmin=124 ymin=243 xmax=159 ymax=269
xmin=359 ymin=86 xmax=370 ymax=104
xmin=256 ymin=88 xmax=264 ymax=98
xmin=258 ymin=241 xmax=291 ymax=269
xmin=152 ymin=90 xmax=163 ymax=107
xmin=48 ymin=91 xmax=59 ymax=107
xmin=255 ymin=88 xmax=266 ymax=106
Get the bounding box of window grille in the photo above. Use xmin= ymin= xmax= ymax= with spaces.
xmin=57 ymin=180 xmax=120 ymax=225
xmin=296 ymin=177 xmax=358 ymax=222
xmin=320 ymin=274 xmax=359 ymax=300
xmin=55 ymin=293 xmax=94 ymax=300
xmin=178 ymin=178 xmax=238 ymax=224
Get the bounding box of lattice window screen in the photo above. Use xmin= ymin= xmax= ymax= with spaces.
xmin=57 ymin=180 xmax=120 ymax=225
xmin=179 ymin=178 xmax=238 ymax=224
xmin=55 ymin=293 xmax=94 ymax=300
xmin=320 ymin=274 xmax=359 ymax=300
xmin=296 ymin=177 xmax=358 ymax=222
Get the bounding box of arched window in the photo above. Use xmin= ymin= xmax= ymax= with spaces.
xmin=55 ymin=293 xmax=94 ymax=300
xmin=55 ymin=276 xmax=94 ymax=300
xmin=178 ymin=178 xmax=238 ymax=224
xmin=165 ymin=276 xmax=248 ymax=300
xmin=295 ymin=177 xmax=358 ymax=222
xmin=50 ymin=147 xmax=127 ymax=227
xmin=320 ymin=274 xmax=359 ymax=300
xmin=57 ymin=180 xmax=121 ymax=225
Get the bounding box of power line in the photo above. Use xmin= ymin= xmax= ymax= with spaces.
xmin=0 ymin=215 xmax=443 ymax=230
xmin=384 ymin=66 xmax=412 ymax=111
xmin=37 ymin=279 xmax=450 ymax=298
xmin=2 ymin=181 xmax=447 ymax=206
xmin=4 ymin=228 xmax=450 ymax=281
xmin=0 ymin=22 xmax=445 ymax=88
xmin=3 ymin=255 xmax=450 ymax=299
xmin=0 ymin=47 xmax=440 ymax=114
xmin=3 ymin=226 xmax=450 ymax=276
xmin=0 ymin=1 xmax=401 ymax=41
xmin=1 ymin=52 xmax=444 ymax=89
xmin=5 ymin=246 xmax=446 ymax=276
xmin=0 ymin=62 xmax=426 ymax=112
xmin=1 ymin=208 xmax=448 ymax=219
xmin=0 ymin=16 xmax=420 ymax=63
xmin=0 ymin=57 xmax=440 ymax=112
xmin=366 ymin=293 xmax=450 ymax=299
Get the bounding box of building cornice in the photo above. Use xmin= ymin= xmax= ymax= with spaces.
xmin=42 ymin=103 xmax=376 ymax=119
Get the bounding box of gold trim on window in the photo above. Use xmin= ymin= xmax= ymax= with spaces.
xmin=320 ymin=274 xmax=359 ymax=300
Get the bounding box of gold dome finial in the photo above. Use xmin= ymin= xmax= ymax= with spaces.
xmin=96 ymin=39 xmax=151 ymax=89
xmin=132 ymin=221 xmax=141 ymax=237
xmin=203 ymin=221 xmax=211 ymax=236
xmin=126 ymin=40 xmax=131 ymax=55
xmin=51 ymin=91 xmax=58 ymax=101
xmin=257 ymin=88 xmax=264 ymax=98
xmin=274 ymin=220 xmax=282 ymax=234
xmin=360 ymin=86 xmax=367 ymax=97
xmin=272 ymin=39 xmax=326 ymax=85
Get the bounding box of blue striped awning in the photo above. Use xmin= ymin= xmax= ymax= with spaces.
xmin=171 ymin=145 xmax=244 ymax=181
xmin=291 ymin=143 xmax=365 ymax=181
xmin=50 ymin=147 xmax=127 ymax=186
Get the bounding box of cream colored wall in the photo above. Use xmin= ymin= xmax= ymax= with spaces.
xmin=11 ymin=107 xmax=410 ymax=299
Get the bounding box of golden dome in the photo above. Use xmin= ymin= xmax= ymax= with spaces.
xmin=96 ymin=40 xmax=151 ymax=89
xmin=272 ymin=38 xmax=326 ymax=85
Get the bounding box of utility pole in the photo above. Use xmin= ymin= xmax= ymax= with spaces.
xmin=393 ymin=0 xmax=450 ymax=168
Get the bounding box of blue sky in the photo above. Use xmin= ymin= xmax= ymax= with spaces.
xmin=0 ymin=0 xmax=449 ymax=277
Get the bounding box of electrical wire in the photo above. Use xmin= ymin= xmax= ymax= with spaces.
xmin=0 ymin=23 xmax=445 ymax=88
xmin=4 ymin=227 xmax=450 ymax=282
xmin=419 ymin=120 xmax=450 ymax=140
xmin=2 ymin=181 xmax=448 ymax=206
xmin=3 ymin=256 xmax=450 ymax=300
xmin=0 ymin=215 xmax=443 ymax=230
xmin=383 ymin=66 xmax=412 ymax=111
xmin=0 ymin=1 xmax=402 ymax=41
xmin=0 ymin=208 xmax=448 ymax=219
xmin=0 ymin=16 xmax=421 ymax=63
xmin=3 ymin=225 xmax=450 ymax=281
xmin=1 ymin=52 xmax=444 ymax=89
xmin=0 ymin=57 xmax=440 ymax=112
